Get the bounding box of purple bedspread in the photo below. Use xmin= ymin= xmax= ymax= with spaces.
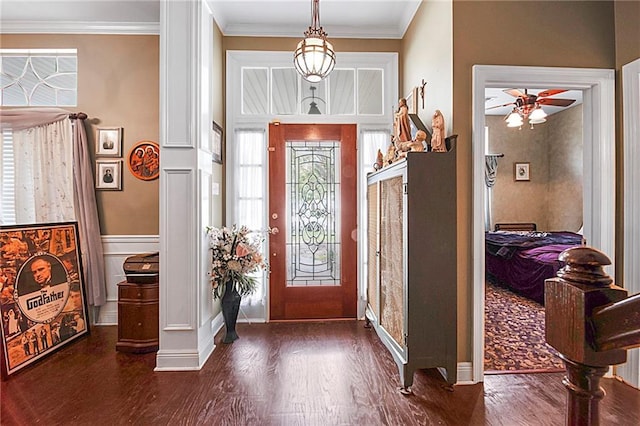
xmin=485 ymin=231 xmax=583 ymax=305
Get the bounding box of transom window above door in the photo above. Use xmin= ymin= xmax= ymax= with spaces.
xmin=241 ymin=66 xmax=383 ymax=116
xmin=0 ymin=49 xmax=78 ymax=107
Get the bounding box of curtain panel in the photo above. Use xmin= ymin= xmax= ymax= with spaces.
xmin=485 ymin=155 xmax=499 ymax=188
xmin=0 ymin=108 xmax=107 ymax=306
xmin=13 ymin=119 xmax=75 ymax=224
xmin=233 ymin=129 xmax=266 ymax=308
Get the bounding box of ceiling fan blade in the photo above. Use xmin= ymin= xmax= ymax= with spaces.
xmin=538 ymin=98 xmax=576 ymax=107
xmin=537 ymin=89 xmax=568 ymax=98
xmin=485 ymin=102 xmax=515 ymax=110
xmin=503 ymin=88 xmax=527 ymax=98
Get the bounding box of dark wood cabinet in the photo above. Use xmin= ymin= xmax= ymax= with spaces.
xmin=116 ymin=281 xmax=159 ymax=353
xmin=366 ymin=140 xmax=457 ymax=392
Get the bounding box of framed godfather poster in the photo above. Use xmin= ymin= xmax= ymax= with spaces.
xmin=0 ymin=222 xmax=89 ymax=378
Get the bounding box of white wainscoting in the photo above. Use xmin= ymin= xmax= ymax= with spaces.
xmin=95 ymin=235 xmax=160 ymax=325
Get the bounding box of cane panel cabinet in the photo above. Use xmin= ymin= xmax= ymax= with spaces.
xmin=366 ymin=139 xmax=457 ymax=392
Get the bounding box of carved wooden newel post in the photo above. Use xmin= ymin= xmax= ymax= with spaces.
xmin=545 ymin=247 xmax=627 ymax=426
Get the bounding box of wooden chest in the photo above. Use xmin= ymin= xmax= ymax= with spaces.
xmin=116 ymin=280 xmax=159 ymax=353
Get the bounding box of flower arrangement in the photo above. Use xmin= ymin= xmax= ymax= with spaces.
xmin=206 ymin=225 xmax=268 ymax=300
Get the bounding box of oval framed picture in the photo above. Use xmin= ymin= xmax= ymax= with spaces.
xmin=128 ymin=140 xmax=159 ymax=181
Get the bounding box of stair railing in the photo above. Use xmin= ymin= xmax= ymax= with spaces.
xmin=545 ymin=246 xmax=640 ymax=426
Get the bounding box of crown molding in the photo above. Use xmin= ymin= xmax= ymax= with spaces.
xmin=0 ymin=20 xmax=159 ymax=35
xmin=221 ymin=23 xmax=404 ymax=39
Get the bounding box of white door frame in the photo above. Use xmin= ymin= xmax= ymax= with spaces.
xmin=619 ymin=58 xmax=640 ymax=388
xmin=471 ymin=65 xmax=616 ymax=383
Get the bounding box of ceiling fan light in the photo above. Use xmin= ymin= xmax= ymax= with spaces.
xmin=529 ymin=117 xmax=547 ymax=125
xmin=529 ymin=107 xmax=548 ymax=121
xmin=506 ymin=111 xmax=523 ymax=125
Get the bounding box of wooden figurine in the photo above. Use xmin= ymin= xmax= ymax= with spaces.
xmin=383 ymin=143 xmax=397 ymax=166
xmin=431 ymin=110 xmax=447 ymax=152
xmin=393 ymin=98 xmax=412 ymax=143
xmin=397 ymin=130 xmax=427 ymax=159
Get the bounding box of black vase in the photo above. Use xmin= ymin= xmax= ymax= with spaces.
xmin=221 ymin=280 xmax=241 ymax=343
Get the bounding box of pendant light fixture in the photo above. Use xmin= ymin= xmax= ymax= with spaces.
xmin=303 ymin=85 xmax=325 ymax=114
xmin=294 ymin=0 xmax=336 ymax=83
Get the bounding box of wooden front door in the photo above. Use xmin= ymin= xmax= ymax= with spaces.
xmin=268 ymin=123 xmax=357 ymax=320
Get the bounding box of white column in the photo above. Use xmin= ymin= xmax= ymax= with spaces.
xmin=156 ymin=0 xmax=216 ymax=371
xmin=619 ymin=58 xmax=640 ymax=388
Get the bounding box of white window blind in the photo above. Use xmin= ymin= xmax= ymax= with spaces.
xmin=1 ymin=130 xmax=16 ymax=225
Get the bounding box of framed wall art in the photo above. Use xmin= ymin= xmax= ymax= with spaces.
xmin=515 ymin=162 xmax=530 ymax=181
xmin=212 ymin=121 xmax=223 ymax=164
xmin=127 ymin=140 xmax=159 ymax=181
xmin=0 ymin=221 xmax=89 ymax=378
xmin=95 ymin=160 xmax=122 ymax=190
xmin=405 ymin=87 xmax=419 ymax=115
xmin=95 ymin=127 xmax=122 ymax=157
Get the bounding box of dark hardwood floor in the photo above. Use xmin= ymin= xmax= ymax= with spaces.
xmin=1 ymin=321 xmax=639 ymax=425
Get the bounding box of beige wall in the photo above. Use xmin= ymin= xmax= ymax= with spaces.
xmin=547 ymin=106 xmax=583 ymax=232
xmin=212 ymin=19 xmax=225 ymax=227
xmin=0 ymin=34 xmax=160 ymax=235
xmin=488 ymin=105 xmax=583 ymax=232
xmin=401 ymin=0 xmax=453 ymax=136
xmin=614 ymin=0 xmax=640 ymax=68
xmin=613 ymin=0 xmax=640 ymax=275
xmin=223 ymin=36 xmax=401 ymax=54
xmin=452 ymin=0 xmax=615 ymax=361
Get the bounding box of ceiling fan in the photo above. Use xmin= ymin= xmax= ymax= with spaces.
xmin=487 ymin=88 xmax=577 ymax=128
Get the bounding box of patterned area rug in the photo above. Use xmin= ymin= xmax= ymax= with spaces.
xmin=484 ymin=280 xmax=565 ymax=373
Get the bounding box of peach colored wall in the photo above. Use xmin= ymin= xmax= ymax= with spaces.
xmin=0 ymin=34 xmax=160 ymax=235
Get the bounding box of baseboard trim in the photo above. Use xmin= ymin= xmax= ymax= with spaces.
xmin=456 ymin=362 xmax=474 ymax=385
xmin=154 ymin=345 xmax=214 ymax=372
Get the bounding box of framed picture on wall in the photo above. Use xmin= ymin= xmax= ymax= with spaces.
xmin=95 ymin=160 xmax=122 ymax=190
xmin=95 ymin=127 xmax=122 ymax=157
xmin=127 ymin=141 xmax=159 ymax=181
xmin=405 ymin=87 xmax=419 ymax=115
xmin=0 ymin=221 xmax=89 ymax=378
xmin=514 ymin=162 xmax=530 ymax=181
xmin=212 ymin=121 xmax=223 ymax=164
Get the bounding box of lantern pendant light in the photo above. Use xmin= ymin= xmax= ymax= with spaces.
xmin=294 ymin=0 xmax=336 ymax=83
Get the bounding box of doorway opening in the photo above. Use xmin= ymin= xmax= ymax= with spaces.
xmin=483 ymin=92 xmax=584 ymax=374
xmin=472 ymin=65 xmax=616 ymax=383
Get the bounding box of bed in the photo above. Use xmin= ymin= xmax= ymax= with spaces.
xmin=485 ymin=224 xmax=584 ymax=305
